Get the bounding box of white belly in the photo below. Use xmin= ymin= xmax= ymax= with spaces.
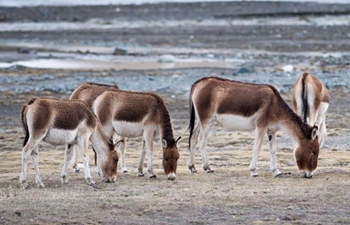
xmin=43 ymin=128 xmax=77 ymax=145
xmin=216 ymin=114 xmax=256 ymax=131
xmin=113 ymin=121 xmax=144 ymax=138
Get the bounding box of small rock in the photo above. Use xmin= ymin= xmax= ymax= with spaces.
xmin=17 ymin=48 xmax=30 ymax=54
xmin=280 ymin=65 xmax=294 ymax=73
xmin=157 ymin=54 xmax=176 ymax=63
xmin=233 ymin=63 xmax=255 ymax=75
xmin=113 ymin=47 xmax=127 ymax=55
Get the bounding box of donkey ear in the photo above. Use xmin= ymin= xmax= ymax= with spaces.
xmin=311 ymin=126 xmax=318 ymax=140
xmin=114 ymin=139 xmax=124 ymax=149
xmin=162 ymin=139 xmax=167 ymax=148
xmin=175 ymin=137 xmax=182 ymax=147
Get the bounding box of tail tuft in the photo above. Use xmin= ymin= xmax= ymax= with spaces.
xmin=188 ymin=101 xmax=196 ymax=150
xmin=301 ymin=74 xmax=309 ymax=123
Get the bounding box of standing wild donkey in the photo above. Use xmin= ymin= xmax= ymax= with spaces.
xmin=20 ymin=97 xmax=119 ymax=189
xmin=293 ymin=73 xmax=330 ymax=147
xmin=69 ymin=82 xmax=129 ymax=172
xmin=91 ymin=89 xmax=181 ymax=180
xmin=188 ymin=77 xmax=320 ymax=178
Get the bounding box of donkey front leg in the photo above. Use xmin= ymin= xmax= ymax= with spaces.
xmin=78 ymin=137 xmax=96 ymax=186
xmin=118 ymin=137 xmax=128 ymax=173
xmin=61 ymin=144 xmax=74 ymax=184
xmin=143 ymin=131 xmax=156 ymax=179
xmin=268 ymin=133 xmax=282 ymax=177
xmin=137 ymin=141 xmax=146 ymax=177
xmin=249 ymin=128 xmax=265 ymax=177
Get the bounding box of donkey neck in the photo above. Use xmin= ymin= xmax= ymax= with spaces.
xmin=278 ymin=107 xmax=312 ymax=145
xmin=90 ymin=125 xmax=110 ymax=155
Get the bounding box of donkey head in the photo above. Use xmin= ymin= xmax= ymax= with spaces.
xmin=295 ymin=126 xmax=319 ymax=178
xmin=98 ymin=139 xmax=119 ymax=183
xmin=162 ymin=137 xmax=181 ymax=181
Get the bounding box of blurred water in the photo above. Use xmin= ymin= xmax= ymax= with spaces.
xmin=0 ymin=0 xmax=348 ymax=7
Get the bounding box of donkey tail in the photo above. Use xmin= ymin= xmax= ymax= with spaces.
xmin=301 ymin=73 xmax=309 ymax=123
xmin=188 ymin=99 xmax=196 ymax=150
xmin=21 ymin=97 xmax=38 ymax=147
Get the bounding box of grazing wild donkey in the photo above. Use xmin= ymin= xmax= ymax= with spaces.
xmin=293 ymin=73 xmax=330 ymax=148
xmin=188 ymin=77 xmax=320 ymax=178
xmin=20 ymin=97 xmax=119 ymax=189
xmin=69 ymin=82 xmax=129 ymax=173
xmin=92 ymin=89 xmax=181 ymax=180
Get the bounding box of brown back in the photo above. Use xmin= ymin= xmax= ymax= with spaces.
xmin=70 ymin=82 xmax=120 ymax=108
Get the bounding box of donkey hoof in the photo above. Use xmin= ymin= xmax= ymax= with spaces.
xmin=206 ymin=168 xmax=214 ymax=173
xmin=73 ymin=168 xmax=80 ymax=174
xmin=203 ymin=166 xmax=214 ymax=173
xmin=189 ymin=166 xmax=197 ymax=173
xmin=91 ymin=183 xmax=99 ymax=189
xmin=37 ymin=182 xmax=45 ymax=188
xmin=138 ymin=172 xmax=145 ymax=177
xmin=250 ymin=171 xmax=259 ymax=177
xmin=122 ymin=170 xmax=128 ymax=173
xmin=22 ymin=182 xmax=30 ymax=190
xmin=272 ymin=169 xmax=282 ymax=177
xmin=61 ymin=179 xmax=69 ymax=184
xmin=149 ymin=175 xmax=157 ymax=179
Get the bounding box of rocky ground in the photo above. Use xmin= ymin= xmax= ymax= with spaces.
xmin=0 ymin=1 xmax=350 ymax=224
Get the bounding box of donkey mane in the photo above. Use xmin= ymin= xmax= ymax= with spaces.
xmin=269 ymin=83 xmax=314 ymax=140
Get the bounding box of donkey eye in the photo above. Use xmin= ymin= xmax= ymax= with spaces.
xmin=312 ymin=150 xmax=316 ymax=155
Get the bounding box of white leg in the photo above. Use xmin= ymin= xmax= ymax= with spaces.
xmin=78 ymin=137 xmax=95 ymax=186
xmin=62 ymin=144 xmax=74 ymax=184
xmin=199 ymin=120 xmax=214 ymax=173
xmin=118 ymin=137 xmax=128 ymax=173
xmin=143 ymin=130 xmax=156 ymax=178
xmin=138 ymin=141 xmax=146 ymax=177
xmin=70 ymin=145 xmax=80 ymax=173
xmin=188 ymin=122 xmax=201 ymax=173
xmin=319 ymin=115 xmax=327 ymax=148
xmin=20 ymin=136 xmax=44 ymax=189
xmin=249 ymin=128 xmax=265 ymax=177
xmin=31 ymin=146 xmax=45 ymax=188
xmin=268 ymin=133 xmax=282 ymax=177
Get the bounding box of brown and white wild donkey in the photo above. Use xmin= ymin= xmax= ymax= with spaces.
xmin=89 ymin=88 xmax=180 ymax=180
xmin=69 ymin=82 xmax=128 ymax=172
xmin=188 ymin=77 xmax=320 ymax=178
xmin=20 ymin=97 xmax=119 ymax=189
xmin=293 ymin=73 xmax=330 ymax=148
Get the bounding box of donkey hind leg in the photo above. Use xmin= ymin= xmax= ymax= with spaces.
xmin=249 ymin=128 xmax=265 ymax=177
xmin=137 ymin=141 xmax=146 ymax=177
xmin=268 ymin=133 xmax=282 ymax=177
xmin=187 ymin=122 xmax=201 ymax=173
xmin=20 ymin=135 xmax=45 ymax=189
xmin=78 ymin=137 xmax=96 ymax=186
xmin=61 ymin=144 xmax=74 ymax=184
xmin=318 ymin=116 xmax=327 ymax=148
xmin=199 ymin=120 xmax=215 ymax=173
xmin=31 ymin=146 xmax=45 ymax=188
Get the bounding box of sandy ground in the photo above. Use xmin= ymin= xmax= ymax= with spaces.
xmin=1 ymin=1 xmax=350 ymax=225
